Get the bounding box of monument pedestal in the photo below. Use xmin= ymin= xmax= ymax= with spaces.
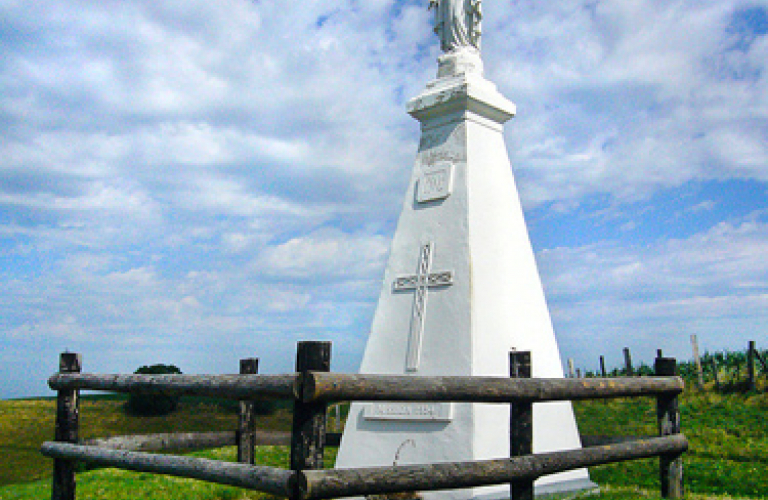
xmin=335 ymin=50 xmax=595 ymax=499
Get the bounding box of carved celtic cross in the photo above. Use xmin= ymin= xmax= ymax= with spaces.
xmin=394 ymin=242 xmax=454 ymax=371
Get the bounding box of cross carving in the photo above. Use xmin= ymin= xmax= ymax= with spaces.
xmin=393 ymin=242 xmax=453 ymax=371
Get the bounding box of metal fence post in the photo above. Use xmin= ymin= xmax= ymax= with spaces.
xmin=655 ymin=356 xmax=683 ymax=498
xmin=510 ymin=351 xmax=533 ymax=500
xmin=237 ymin=357 xmax=259 ymax=464
xmin=52 ymin=352 xmax=82 ymax=500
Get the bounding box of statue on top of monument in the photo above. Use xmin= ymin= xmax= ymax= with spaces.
xmin=429 ymin=0 xmax=482 ymax=53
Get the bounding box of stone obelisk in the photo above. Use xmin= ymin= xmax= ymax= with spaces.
xmin=335 ymin=2 xmax=595 ymax=498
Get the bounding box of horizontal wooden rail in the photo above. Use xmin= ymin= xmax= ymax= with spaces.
xmin=83 ymin=430 xmax=292 ymax=452
xmin=299 ymin=372 xmax=684 ymax=403
xmin=40 ymin=442 xmax=293 ymax=496
xmin=83 ymin=431 xmax=236 ymax=452
xmin=48 ymin=373 xmax=297 ymax=400
xmin=297 ymin=435 xmax=688 ymax=500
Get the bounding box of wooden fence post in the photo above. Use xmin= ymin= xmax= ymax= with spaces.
xmin=623 ymin=348 xmax=634 ymax=376
xmin=291 ymin=341 xmax=331 ymax=488
xmin=755 ymin=347 xmax=768 ymax=373
xmin=334 ymin=404 xmax=341 ymax=432
xmin=237 ymin=358 xmax=259 ymax=464
xmin=509 ymin=351 xmax=533 ymax=500
xmin=710 ymin=358 xmax=721 ymax=392
xmin=655 ymin=357 xmax=683 ymax=498
xmin=747 ymin=341 xmax=756 ymax=392
xmin=690 ymin=335 xmax=704 ymax=388
xmin=52 ymin=352 xmax=82 ymax=500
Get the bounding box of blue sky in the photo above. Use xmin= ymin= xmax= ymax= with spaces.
xmin=2 ymin=0 xmax=767 ymax=399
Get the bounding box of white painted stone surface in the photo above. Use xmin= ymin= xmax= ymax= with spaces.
xmin=335 ymin=49 xmax=594 ymax=499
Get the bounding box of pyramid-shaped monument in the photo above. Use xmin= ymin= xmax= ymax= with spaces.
xmin=335 ymin=3 xmax=594 ymax=498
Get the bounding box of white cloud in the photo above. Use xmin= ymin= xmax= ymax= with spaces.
xmin=5 ymin=131 xmax=128 ymax=177
xmin=2 ymin=0 xmax=767 ymax=397
xmin=257 ymin=228 xmax=389 ymax=281
xmin=540 ymin=211 xmax=768 ymax=368
xmin=486 ymin=0 xmax=768 ymax=207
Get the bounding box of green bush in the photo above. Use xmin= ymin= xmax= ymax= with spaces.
xmin=125 ymin=364 xmax=182 ymax=416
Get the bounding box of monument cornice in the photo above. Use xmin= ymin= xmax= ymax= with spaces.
xmin=407 ymin=73 xmax=516 ymax=126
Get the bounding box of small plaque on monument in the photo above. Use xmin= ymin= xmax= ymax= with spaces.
xmin=363 ymin=402 xmax=453 ymax=422
xmin=417 ymin=162 xmax=454 ymax=203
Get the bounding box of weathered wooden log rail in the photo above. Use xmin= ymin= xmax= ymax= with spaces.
xmin=42 ymin=442 xmax=294 ymax=496
xmin=42 ymin=343 xmax=687 ymax=500
xmin=48 ymin=373 xmax=297 ymax=399
xmin=297 ymin=435 xmax=688 ymax=500
xmin=297 ymin=372 xmax=684 ymax=403
xmin=82 ymin=430 xmax=293 ymax=452
xmin=83 ymin=431 xmax=237 ymax=452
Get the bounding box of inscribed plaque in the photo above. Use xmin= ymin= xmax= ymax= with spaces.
xmin=417 ymin=162 xmax=454 ymax=203
xmin=363 ymin=402 xmax=453 ymax=422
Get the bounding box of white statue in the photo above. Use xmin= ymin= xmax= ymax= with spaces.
xmin=429 ymin=0 xmax=482 ymax=53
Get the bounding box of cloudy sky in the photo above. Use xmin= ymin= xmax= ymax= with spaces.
xmin=2 ymin=0 xmax=767 ymax=399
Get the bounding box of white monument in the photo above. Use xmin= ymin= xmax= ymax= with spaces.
xmin=335 ymin=2 xmax=595 ymax=498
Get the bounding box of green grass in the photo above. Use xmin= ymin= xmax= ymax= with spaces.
xmin=0 ymin=395 xmax=291 ymax=487
xmin=0 ymin=446 xmax=282 ymax=500
xmin=0 ymin=446 xmax=337 ymax=500
xmin=572 ymin=390 xmax=768 ymax=499
xmin=2 ymin=389 xmax=767 ymax=499
xmin=573 ymin=484 xmax=758 ymax=500
xmin=0 ymin=398 xmax=57 ymax=487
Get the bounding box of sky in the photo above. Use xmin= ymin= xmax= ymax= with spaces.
xmin=1 ymin=0 xmax=767 ymax=399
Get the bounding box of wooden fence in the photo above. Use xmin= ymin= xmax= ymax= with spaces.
xmin=41 ymin=342 xmax=687 ymax=500
xmin=579 ymin=341 xmax=767 ymax=392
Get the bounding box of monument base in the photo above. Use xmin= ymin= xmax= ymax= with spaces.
xmin=467 ymin=477 xmax=598 ymax=500
xmin=362 ymin=478 xmax=598 ymax=500
xmin=466 ymin=474 xmax=598 ymax=500
xmin=534 ymin=478 xmax=599 ymax=498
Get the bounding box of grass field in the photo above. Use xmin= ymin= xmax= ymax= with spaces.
xmin=574 ymin=390 xmax=768 ymax=499
xmin=0 ymin=395 xmax=290 ymax=487
xmin=0 ymin=446 xmax=293 ymax=500
xmin=1 ymin=389 xmax=767 ymax=499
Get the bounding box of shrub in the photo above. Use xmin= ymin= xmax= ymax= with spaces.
xmin=126 ymin=364 xmax=182 ymax=416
